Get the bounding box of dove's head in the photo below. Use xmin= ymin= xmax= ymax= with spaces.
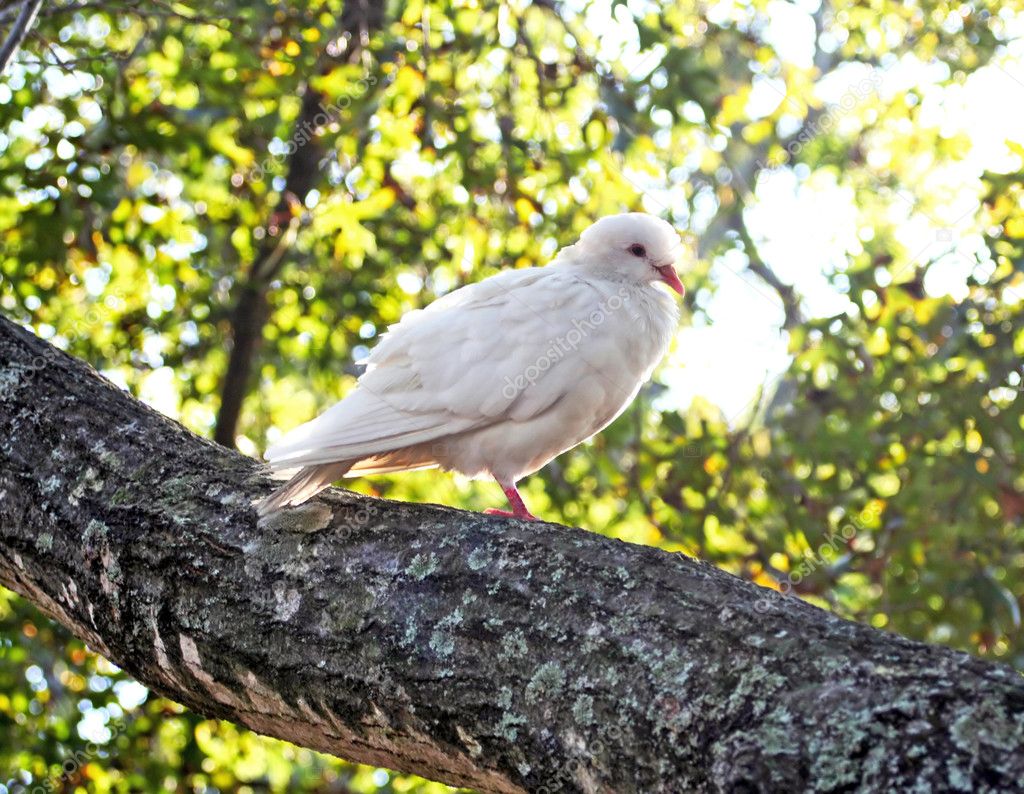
xmin=571 ymin=213 xmax=685 ymax=295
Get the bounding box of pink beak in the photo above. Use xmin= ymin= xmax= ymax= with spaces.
xmin=655 ymin=264 xmax=685 ymax=296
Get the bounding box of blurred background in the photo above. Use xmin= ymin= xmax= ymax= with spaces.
xmin=1 ymin=0 xmax=1023 ymax=790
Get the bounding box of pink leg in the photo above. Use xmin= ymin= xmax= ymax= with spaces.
xmin=485 ymin=480 xmax=539 ymax=521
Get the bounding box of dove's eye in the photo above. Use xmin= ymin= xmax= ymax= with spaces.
xmin=627 ymin=244 xmax=646 ymax=257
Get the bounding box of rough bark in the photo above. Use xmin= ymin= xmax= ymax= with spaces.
xmin=1 ymin=315 xmax=1023 ymax=793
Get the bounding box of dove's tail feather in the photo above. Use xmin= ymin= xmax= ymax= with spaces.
xmin=346 ymin=445 xmax=441 ymax=476
xmin=255 ymin=460 xmax=355 ymax=517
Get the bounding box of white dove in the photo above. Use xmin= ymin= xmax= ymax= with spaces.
xmin=257 ymin=212 xmax=685 ymax=520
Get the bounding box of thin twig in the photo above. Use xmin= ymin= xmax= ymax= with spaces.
xmin=0 ymin=0 xmax=44 ymax=74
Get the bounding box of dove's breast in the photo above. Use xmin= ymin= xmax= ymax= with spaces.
xmin=431 ymin=278 xmax=679 ymax=482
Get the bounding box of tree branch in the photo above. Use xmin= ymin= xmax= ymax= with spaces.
xmin=2 ymin=314 xmax=1023 ymax=791
xmin=0 ymin=0 xmax=43 ymax=73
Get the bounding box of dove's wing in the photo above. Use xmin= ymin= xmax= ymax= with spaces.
xmin=265 ymin=266 xmax=612 ymax=471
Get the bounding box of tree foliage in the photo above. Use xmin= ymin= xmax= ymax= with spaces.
xmin=1 ymin=0 xmax=1022 ymax=790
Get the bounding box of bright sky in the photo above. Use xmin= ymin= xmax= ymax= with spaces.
xmin=620 ymin=7 xmax=1024 ymax=422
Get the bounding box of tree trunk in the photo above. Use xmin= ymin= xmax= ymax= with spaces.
xmin=1 ymin=315 xmax=1022 ymax=793
xmin=212 ymin=85 xmax=328 ymax=448
xmin=213 ymin=0 xmax=386 ymax=448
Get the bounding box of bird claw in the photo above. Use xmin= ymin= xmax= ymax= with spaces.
xmin=484 ymin=508 xmax=540 ymax=521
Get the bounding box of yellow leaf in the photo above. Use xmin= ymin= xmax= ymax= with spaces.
xmin=351 ymin=188 xmax=396 ymax=219
xmin=865 ymin=327 xmax=890 ymax=356
xmin=703 ymin=451 xmax=727 ymax=476
xmin=111 ymin=197 xmax=133 ymax=223
xmin=752 ymin=428 xmax=772 ymax=457
xmin=1005 ymin=216 xmax=1024 ymax=238
xmin=401 ymin=0 xmax=424 ymax=25
xmin=753 ymin=571 xmax=781 ymax=591
xmin=514 ymin=197 xmax=535 ymax=223
xmin=584 ymin=119 xmax=606 ymax=148
xmin=718 ymin=90 xmax=749 ymax=126
xmin=126 ymin=161 xmax=149 ymax=189
xmin=868 ymin=472 xmax=901 ymax=498
xmin=742 ymin=119 xmax=774 ymax=144
xmin=209 ymin=119 xmax=254 ymax=167
xmin=268 ymin=60 xmax=292 ymax=77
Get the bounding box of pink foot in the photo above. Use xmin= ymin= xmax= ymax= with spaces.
xmin=486 ymin=480 xmax=540 ymax=521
